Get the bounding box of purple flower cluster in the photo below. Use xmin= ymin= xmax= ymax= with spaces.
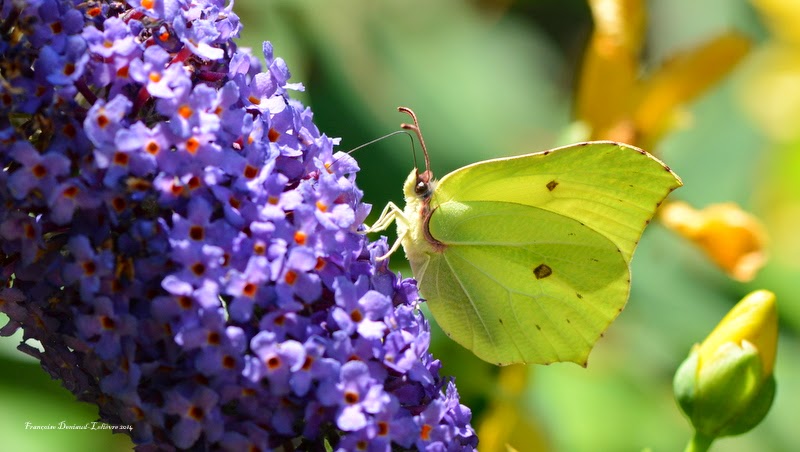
xmin=0 ymin=1 xmax=477 ymax=450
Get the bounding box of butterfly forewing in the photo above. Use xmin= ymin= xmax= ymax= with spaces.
xmin=434 ymin=141 xmax=682 ymax=262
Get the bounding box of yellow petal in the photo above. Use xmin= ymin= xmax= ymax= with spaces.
xmin=633 ymin=33 xmax=750 ymax=147
xmin=575 ymin=0 xmax=645 ymax=136
xmin=751 ymin=0 xmax=800 ymax=46
xmin=698 ymin=290 xmax=778 ymax=378
xmin=661 ymin=201 xmax=768 ymax=282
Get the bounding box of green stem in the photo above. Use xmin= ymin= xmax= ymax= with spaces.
xmin=684 ymin=432 xmax=715 ymax=452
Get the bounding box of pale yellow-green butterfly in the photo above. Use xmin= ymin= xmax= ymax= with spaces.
xmin=367 ymin=107 xmax=682 ymax=366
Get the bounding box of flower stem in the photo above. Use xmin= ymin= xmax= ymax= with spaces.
xmin=685 ymin=432 xmax=714 ymax=452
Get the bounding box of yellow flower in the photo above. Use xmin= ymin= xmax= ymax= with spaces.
xmin=674 ymin=290 xmax=778 ymax=440
xmin=660 ymin=201 xmax=768 ymax=282
xmin=576 ymin=0 xmax=750 ymax=149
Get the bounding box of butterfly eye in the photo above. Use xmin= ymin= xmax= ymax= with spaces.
xmin=414 ymin=169 xmax=434 ymax=198
xmin=414 ymin=181 xmax=429 ymax=197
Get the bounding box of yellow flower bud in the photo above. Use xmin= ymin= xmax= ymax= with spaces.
xmin=674 ymin=290 xmax=778 ymax=440
xmin=660 ymin=201 xmax=768 ymax=282
xmin=698 ymin=290 xmax=777 ymax=377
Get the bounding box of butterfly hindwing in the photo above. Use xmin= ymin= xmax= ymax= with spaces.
xmin=420 ymin=200 xmax=628 ymax=365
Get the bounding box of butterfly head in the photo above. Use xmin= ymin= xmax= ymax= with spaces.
xmin=402 ymin=167 xmax=437 ymax=204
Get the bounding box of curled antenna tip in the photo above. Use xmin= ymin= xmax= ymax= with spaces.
xmin=396 ymin=107 xmax=430 ymax=172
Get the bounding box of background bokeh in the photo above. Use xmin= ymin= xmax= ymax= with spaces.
xmin=2 ymin=0 xmax=799 ymax=450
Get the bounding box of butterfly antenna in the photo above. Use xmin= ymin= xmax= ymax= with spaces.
xmin=328 ymin=130 xmax=414 ymax=171
xmin=397 ymin=107 xmax=430 ymax=172
xmin=343 ymin=130 xmax=411 ymax=155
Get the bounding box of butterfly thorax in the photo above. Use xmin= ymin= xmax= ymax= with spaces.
xmin=399 ymin=169 xmax=446 ymax=267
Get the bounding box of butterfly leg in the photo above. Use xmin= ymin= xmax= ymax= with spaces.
xmin=363 ymin=202 xmax=403 ymax=233
xmin=377 ymin=226 xmax=409 ymax=261
xmin=363 ymin=202 xmax=408 ymax=261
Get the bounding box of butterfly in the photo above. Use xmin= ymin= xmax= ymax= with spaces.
xmin=367 ymin=107 xmax=682 ymax=366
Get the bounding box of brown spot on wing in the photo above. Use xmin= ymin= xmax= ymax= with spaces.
xmin=546 ymin=180 xmax=558 ymax=191
xmin=533 ymin=264 xmax=552 ymax=279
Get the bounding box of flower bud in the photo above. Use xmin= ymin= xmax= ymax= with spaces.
xmin=674 ymin=290 xmax=778 ymax=439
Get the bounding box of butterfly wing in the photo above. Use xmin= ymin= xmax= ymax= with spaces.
xmin=434 ymin=141 xmax=682 ymax=261
xmin=417 ymin=141 xmax=681 ymax=365
xmin=421 ymin=200 xmax=628 ymax=365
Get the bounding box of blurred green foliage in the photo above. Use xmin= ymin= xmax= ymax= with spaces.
xmin=3 ymin=0 xmax=799 ymax=450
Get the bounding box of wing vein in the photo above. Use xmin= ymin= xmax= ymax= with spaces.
xmin=448 ymin=249 xmax=562 ymax=363
xmin=439 ymin=252 xmax=504 ymax=358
